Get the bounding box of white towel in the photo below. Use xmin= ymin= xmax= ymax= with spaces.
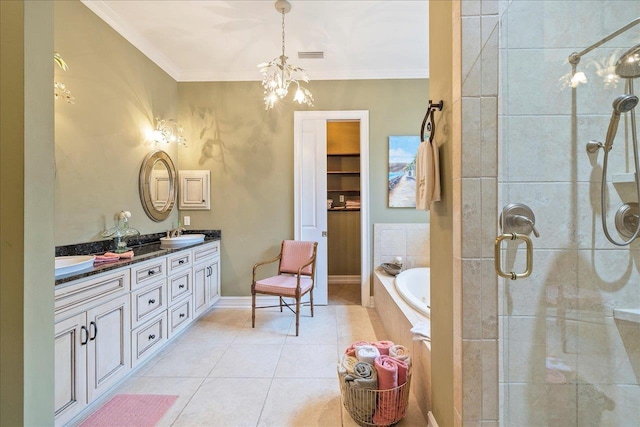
xmin=355 ymin=345 xmax=380 ymax=365
xmin=415 ymin=140 xmax=441 ymax=211
xmin=410 ymin=321 xmax=431 ymax=342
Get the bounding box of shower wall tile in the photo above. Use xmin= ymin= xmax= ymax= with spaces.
xmin=480 ymin=178 xmax=497 ymax=259
xmin=481 ymin=0 xmax=498 ymax=16
xmin=481 ymin=340 xmax=499 ymax=420
xmin=505 ymin=48 xmax=573 ymax=116
xmin=461 ymin=178 xmax=483 ymax=258
xmin=462 ymin=16 xmax=482 ymax=97
xmin=462 ymin=259 xmax=482 ymax=339
xmin=481 ymin=16 xmax=499 ymax=96
xmin=577 ymin=249 xmax=640 ymax=316
xmin=506 ymin=383 xmax=577 ymax=426
xmin=480 ymin=97 xmax=497 ymax=178
xmin=461 ymin=0 xmax=481 ymax=17
xmin=481 ymin=260 xmax=498 ymax=339
xmin=505 ymin=115 xmax=573 ymax=182
xmin=462 ymin=97 xmax=482 ymax=178
xmin=505 ymin=249 xmax=578 ymax=317
xmin=577 ymin=316 xmax=639 ymax=385
xmin=577 ymin=384 xmax=640 ymax=426
xmin=462 ymin=340 xmax=483 ymax=421
xmin=504 ymin=1 xmax=583 ymax=49
xmin=505 ymin=182 xmax=575 ymax=249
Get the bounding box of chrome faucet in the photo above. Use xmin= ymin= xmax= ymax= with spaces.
xmin=167 ymin=226 xmax=186 ymax=238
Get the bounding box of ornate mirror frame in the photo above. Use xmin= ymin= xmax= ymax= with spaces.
xmin=139 ymin=150 xmax=177 ymax=222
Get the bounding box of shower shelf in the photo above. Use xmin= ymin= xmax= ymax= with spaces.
xmin=612 ymin=173 xmax=637 ymax=184
xmin=613 ymin=308 xmax=640 ymax=323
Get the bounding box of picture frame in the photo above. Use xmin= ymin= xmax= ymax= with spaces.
xmin=388 ymin=135 xmax=421 ymax=208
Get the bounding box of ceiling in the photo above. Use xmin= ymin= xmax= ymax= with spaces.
xmin=81 ymin=0 xmax=429 ymax=82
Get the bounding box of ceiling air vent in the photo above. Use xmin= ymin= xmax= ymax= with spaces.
xmin=298 ymin=51 xmax=324 ymax=59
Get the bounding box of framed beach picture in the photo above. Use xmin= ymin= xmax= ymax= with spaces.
xmin=388 ymin=135 xmax=421 ymax=208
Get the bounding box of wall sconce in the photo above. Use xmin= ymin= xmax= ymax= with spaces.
xmin=54 ymin=51 xmax=75 ymax=104
xmin=151 ymin=118 xmax=187 ymax=147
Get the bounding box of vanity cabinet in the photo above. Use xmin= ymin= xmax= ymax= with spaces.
xmin=54 ymin=270 xmax=131 ymax=426
xmin=55 ymin=239 xmax=221 ymax=426
xmin=192 ymin=241 xmax=221 ymax=317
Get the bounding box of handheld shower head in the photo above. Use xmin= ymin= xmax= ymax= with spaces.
xmin=615 ymin=44 xmax=640 ymax=79
xmin=604 ymin=94 xmax=638 ymax=151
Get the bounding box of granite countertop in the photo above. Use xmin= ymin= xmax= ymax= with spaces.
xmin=55 ymin=230 xmax=221 ymax=286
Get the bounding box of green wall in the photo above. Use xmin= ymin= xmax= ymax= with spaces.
xmin=1 ymin=1 xmax=55 ymax=425
xmin=177 ymin=79 xmax=429 ymax=297
xmin=54 ymin=0 xmax=179 ymax=245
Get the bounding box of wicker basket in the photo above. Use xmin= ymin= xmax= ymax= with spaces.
xmin=338 ymin=370 xmax=412 ymax=427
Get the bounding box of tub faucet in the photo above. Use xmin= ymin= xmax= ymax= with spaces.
xmin=167 ymin=226 xmax=186 ymax=238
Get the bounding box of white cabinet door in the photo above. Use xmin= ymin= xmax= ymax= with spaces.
xmin=178 ymin=170 xmax=210 ymax=210
xmin=207 ymin=258 xmax=220 ymax=306
xmin=86 ymin=295 xmax=131 ymax=402
xmin=54 ymin=313 xmax=88 ymax=426
xmin=192 ymin=261 xmax=209 ymax=317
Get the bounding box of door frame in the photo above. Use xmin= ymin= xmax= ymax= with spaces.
xmin=293 ymin=110 xmax=371 ymax=307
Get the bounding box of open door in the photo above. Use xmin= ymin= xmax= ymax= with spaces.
xmin=293 ymin=110 xmax=370 ymax=306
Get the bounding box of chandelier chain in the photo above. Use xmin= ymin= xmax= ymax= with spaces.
xmin=281 ymin=8 xmax=286 ymax=58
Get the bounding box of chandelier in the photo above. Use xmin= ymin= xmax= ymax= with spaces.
xmin=258 ymin=0 xmax=313 ymax=110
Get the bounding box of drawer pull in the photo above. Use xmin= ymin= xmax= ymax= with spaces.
xmin=148 ymin=334 xmax=156 ymax=340
xmin=178 ymin=259 xmax=185 ymax=265
xmin=148 ymin=299 xmax=156 ymax=305
xmin=179 ymin=284 xmax=185 ymax=289
xmin=80 ymin=325 xmax=89 ymax=346
xmin=147 ymin=269 xmax=156 ymax=276
xmin=179 ymin=313 xmax=185 ymax=318
xmin=89 ymin=321 xmax=97 ymax=341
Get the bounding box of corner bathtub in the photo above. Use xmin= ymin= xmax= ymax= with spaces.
xmin=395 ymin=267 xmax=430 ymax=318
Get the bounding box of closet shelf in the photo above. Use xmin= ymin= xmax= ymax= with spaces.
xmin=327 ymin=153 xmax=360 ymax=157
xmin=327 ymin=171 xmax=360 ymax=174
xmin=328 ymin=207 xmax=360 ymax=211
xmin=328 ymin=189 xmax=360 ymax=192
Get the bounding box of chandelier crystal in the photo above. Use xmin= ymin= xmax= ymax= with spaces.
xmin=258 ymin=0 xmax=313 ymax=110
xmin=152 ymin=118 xmax=187 ymax=147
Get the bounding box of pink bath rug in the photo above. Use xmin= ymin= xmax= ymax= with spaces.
xmin=79 ymin=394 xmax=178 ymax=427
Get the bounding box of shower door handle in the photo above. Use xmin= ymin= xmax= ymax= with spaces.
xmin=494 ymin=233 xmax=533 ymax=280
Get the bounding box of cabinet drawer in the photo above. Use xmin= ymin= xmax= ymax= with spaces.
xmin=131 ymin=279 xmax=166 ymax=328
xmin=168 ymin=270 xmax=192 ymax=304
xmin=131 ymin=312 xmax=167 ymax=367
xmin=131 ymin=258 xmax=166 ymax=289
xmin=55 ymin=269 xmax=130 ymax=318
xmin=167 ymin=251 xmax=191 ymax=274
xmin=168 ymin=297 xmax=193 ymax=338
xmin=193 ymin=241 xmax=219 ymax=262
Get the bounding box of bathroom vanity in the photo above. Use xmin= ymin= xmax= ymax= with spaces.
xmin=53 ymin=237 xmax=220 ymax=426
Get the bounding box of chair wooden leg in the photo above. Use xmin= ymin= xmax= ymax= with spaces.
xmin=310 ymin=289 xmax=314 ymax=317
xmin=252 ymin=292 xmax=256 ymax=328
xmin=295 ymin=297 xmax=300 ymax=336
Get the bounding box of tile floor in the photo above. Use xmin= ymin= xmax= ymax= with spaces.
xmin=75 ymin=304 xmax=427 ymax=426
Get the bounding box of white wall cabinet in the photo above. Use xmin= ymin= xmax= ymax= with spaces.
xmin=55 ymin=240 xmax=220 ymax=426
xmin=178 ymin=170 xmax=210 ymax=210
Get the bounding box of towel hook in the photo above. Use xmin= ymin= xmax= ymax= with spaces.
xmin=420 ymin=99 xmax=444 ymax=143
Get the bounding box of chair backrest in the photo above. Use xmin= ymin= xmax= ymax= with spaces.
xmin=279 ymin=240 xmax=317 ymax=276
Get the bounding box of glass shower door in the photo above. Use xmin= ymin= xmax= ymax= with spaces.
xmin=499 ymin=2 xmax=640 ymax=425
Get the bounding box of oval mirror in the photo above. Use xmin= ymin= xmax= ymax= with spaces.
xmin=139 ymin=150 xmax=177 ymax=222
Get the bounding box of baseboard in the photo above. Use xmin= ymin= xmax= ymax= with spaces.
xmin=215 ymin=296 xmax=280 ymax=308
xmin=427 ymin=411 xmax=438 ymax=427
xmin=328 ymin=275 xmax=361 ymax=285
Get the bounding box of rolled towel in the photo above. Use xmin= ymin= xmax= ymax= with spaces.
xmin=372 ymin=340 xmax=394 ymax=355
xmin=338 ymin=354 xmax=358 ymax=376
xmin=410 ymin=321 xmax=431 ymax=341
xmin=355 ymin=345 xmax=380 ymax=365
xmin=389 ymin=344 xmax=411 ymax=367
xmin=372 ymin=355 xmax=410 ymax=425
xmin=344 ymin=362 xmax=378 ymax=422
xmin=104 ymin=250 xmax=134 ymax=259
xmin=345 ymin=340 xmax=370 ymax=357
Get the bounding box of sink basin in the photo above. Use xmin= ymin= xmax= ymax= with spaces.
xmin=55 ymin=255 xmax=96 ymax=276
xmin=160 ymin=233 xmax=206 ymax=248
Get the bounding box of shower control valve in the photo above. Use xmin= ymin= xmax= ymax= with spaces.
xmin=500 ymin=203 xmax=540 ymax=238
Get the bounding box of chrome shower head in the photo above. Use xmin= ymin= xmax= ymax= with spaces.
xmin=613 ymin=93 xmax=639 ymax=113
xmin=616 ymin=44 xmax=640 ymax=78
xmin=604 ymin=94 xmax=638 ymax=151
